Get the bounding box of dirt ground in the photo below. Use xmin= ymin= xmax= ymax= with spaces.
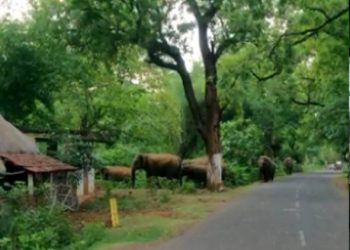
xmin=332 ymin=174 xmax=348 ymax=194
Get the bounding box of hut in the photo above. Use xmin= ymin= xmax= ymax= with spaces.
xmin=0 ymin=115 xmax=76 ymax=198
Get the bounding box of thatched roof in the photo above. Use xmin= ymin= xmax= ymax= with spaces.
xmin=0 ymin=115 xmax=38 ymax=154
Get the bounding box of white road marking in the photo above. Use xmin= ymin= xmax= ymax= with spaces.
xmin=295 ymin=201 xmax=300 ymax=208
xmin=299 ymin=230 xmax=307 ymax=247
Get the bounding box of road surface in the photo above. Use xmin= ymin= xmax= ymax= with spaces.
xmin=152 ymin=170 xmax=348 ymax=250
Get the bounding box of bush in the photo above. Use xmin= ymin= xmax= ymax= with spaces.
xmin=0 ymin=183 xmax=74 ymax=250
xmin=274 ymin=161 xmax=286 ymax=176
xmin=224 ymin=163 xmax=259 ymax=187
xmin=221 ymin=119 xmax=264 ymax=165
xmin=158 ymin=191 xmax=171 ymax=204
xmin=158 ymin=178 xmax=181 ymax=191
xmin=179 ymin=179 xmax=197 ymax=194
xmin=79 ymin=223 xmax=106 ymax=247
xmin=293 ymin=163 xmax=303 ymax=173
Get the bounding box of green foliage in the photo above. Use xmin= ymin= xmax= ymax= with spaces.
xmin=0 ymin=0 xmax=346 ymax=198
xmin=318 ymin=145 xmax=341 ymax=165
xmin=302 ymin=155 xmax=323 ymax=172
xmin=158 ymin=191 xmax=171 ymax=204
xmin=0 ymin=22 xmax=58 ymax=123
xmin=221 ymin=119 xmax=264 ymax=165
xmin=0 ymin=184 xmax=74 ymax=250
xmin=179 ymin=179 xmax=197 ymax=194
xmin=77 ymin=223 xmax=106 ymax=247
xmin=158 ymin=178 xmax=182 ymax=192
xmin=224 ymin=163 xmax=259 ymax=187
xmin=274 ymin=161 xmax=286 ymax=177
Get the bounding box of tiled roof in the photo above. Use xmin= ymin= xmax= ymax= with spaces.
xmin=0 ymin=153 xmax=76 ymax=173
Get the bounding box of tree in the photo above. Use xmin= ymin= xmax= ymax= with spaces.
xmin=50 ymin=0 xmax=271 ymax=189
xmin=0 ymin=21 xmax=58 ymax=123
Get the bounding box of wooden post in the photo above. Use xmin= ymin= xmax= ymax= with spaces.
xmin=88 ymin=168 xmax=95 ymax=194
xmin=27 ymin=173 xmax=34 ymax=195
xmin=76 ymin=169 xmax=84 ymax=203
xmin=109 ymin=198 xmax=119 ymax=227
xmin=50 ymin=173 xmax=54 ymax=199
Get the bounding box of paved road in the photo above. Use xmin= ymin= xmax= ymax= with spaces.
xmin=153 ymin=171 xmax=348 ymax=250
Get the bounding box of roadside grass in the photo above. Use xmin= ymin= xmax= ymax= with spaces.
xmin=69 ymin=165 xmax=337 ymax=249
xmin=331 ymin=173 xmax=348 ymax=196
xmin=82 ymin=185 xmax=252 ymax=250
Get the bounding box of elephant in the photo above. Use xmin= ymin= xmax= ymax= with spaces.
xmin=101 ymin=166 xmax=131 ymax=181
xmin=283 ymin=157 xmax=294 ymax=175
xmin=181 ymin=156 xmax=208 ymax=186
xmin=131 ymin=153 xmax=182 ymax=188
xmin=180 ymin=156 xmax=226 ymax=186
xmin=257 ymin=155 xmax=276 ymax=182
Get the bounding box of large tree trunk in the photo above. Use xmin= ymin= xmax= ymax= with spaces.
xmin=145 ymin=0 xmax=226 ymax=191
xmin=177 ymin=64 xmax=223 ymax=190
xmin=197 ymin=15 xmax=223 ymax=190
xmin=204 ymin=68 xmax=223 ymax=190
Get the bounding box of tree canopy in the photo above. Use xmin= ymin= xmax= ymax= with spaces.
xmin=0 ymin=0 xmax=347 ymax=177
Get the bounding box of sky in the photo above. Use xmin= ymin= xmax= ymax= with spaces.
xmin=0 ymin=0 xmax=32 ymax=21
xmin=0 ymin=0 xmax=201 ymax=70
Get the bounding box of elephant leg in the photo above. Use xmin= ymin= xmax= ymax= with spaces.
xmin=259 ymin=169 xmax=264 ymax=182
xmin=146 ymin=173 xmax=152 ymax=188
xmin=179 ymin=176 xmax=183 ymax=186
xmin=156 ymin=177 xmax=161 ymax=188
xmin=264 ymin=174 xmax=269 ymax=182
xmin=271 ymin=170 xmax=275 ymax=181
xmin=262 ymin=168 xmax=269 ymax=182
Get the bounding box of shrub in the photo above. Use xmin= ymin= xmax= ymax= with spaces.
xmin=158 ymin=191 xmax=171 ymax=204
xmin=179 ymin=179 xmax=197 ymax=194
xmin=0 ymin=183 xmax=75 ymax=250
xmin=79 ymin=222 xmax=106 ymax=247
xmin=221 ymin=119 xmax=264 ymax=165
xmin=158 ymin=178 xmax=181 ymax=191
xmin=224 ymin=163 xmax=258 ymax=187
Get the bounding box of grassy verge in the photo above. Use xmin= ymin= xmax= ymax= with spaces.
xmin=76 ymin=185 xmax=252 ymax=250
xmin=331 ymin=173 xmax=348 ymax=197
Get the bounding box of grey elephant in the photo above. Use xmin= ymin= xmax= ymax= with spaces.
xmin=181 ymin=156 xmax=227 ymax=186
xmin=283 ymin=157 xmax=294 ymax=175
xmin=131 ymin=153 xmax=182 ymax=188
xmin=101 ymin=166 xmax=131 ymax=181
xmin=257 ymin=155 xmax=276 ymax=182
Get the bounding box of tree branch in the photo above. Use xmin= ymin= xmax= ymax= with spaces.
xmin=147 ymin=52 xmax=178 ymax=71
xmin=214 ymin=36 xmax=239 ymax=61
xmin=270 ymin=6 xmax=348 ymax=55
xmin=186 ymin=0 xmax=202 ymax=20
xmin=203 ymin=0 xmax=222 ymax=21
xmin=291 ymin=98 xmax=325 ymax=107
xmin=146 ymin=38 xmax=207 ymax=137
xmin=306 ymin=6 xmax=330 ymax=19
xmin=250 ymin=66 xmax=282 ymax=82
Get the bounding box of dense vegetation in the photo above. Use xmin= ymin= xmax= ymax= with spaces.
xmin=0 ymin=0 xmax=347 ymax=168
xmin=0 ymin=0 xmax=347 ymax=248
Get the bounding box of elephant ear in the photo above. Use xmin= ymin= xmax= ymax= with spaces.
xmin=132 ymin=154 xmax=144 ymax=169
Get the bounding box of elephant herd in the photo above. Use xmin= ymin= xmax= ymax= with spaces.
xmin=257 ymin=155 xmax=295 ymax=182
xmin=101 ymin=154 xmax=214 ymax=188
xmin=100 ymin=153 xmax=295 ymax=187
